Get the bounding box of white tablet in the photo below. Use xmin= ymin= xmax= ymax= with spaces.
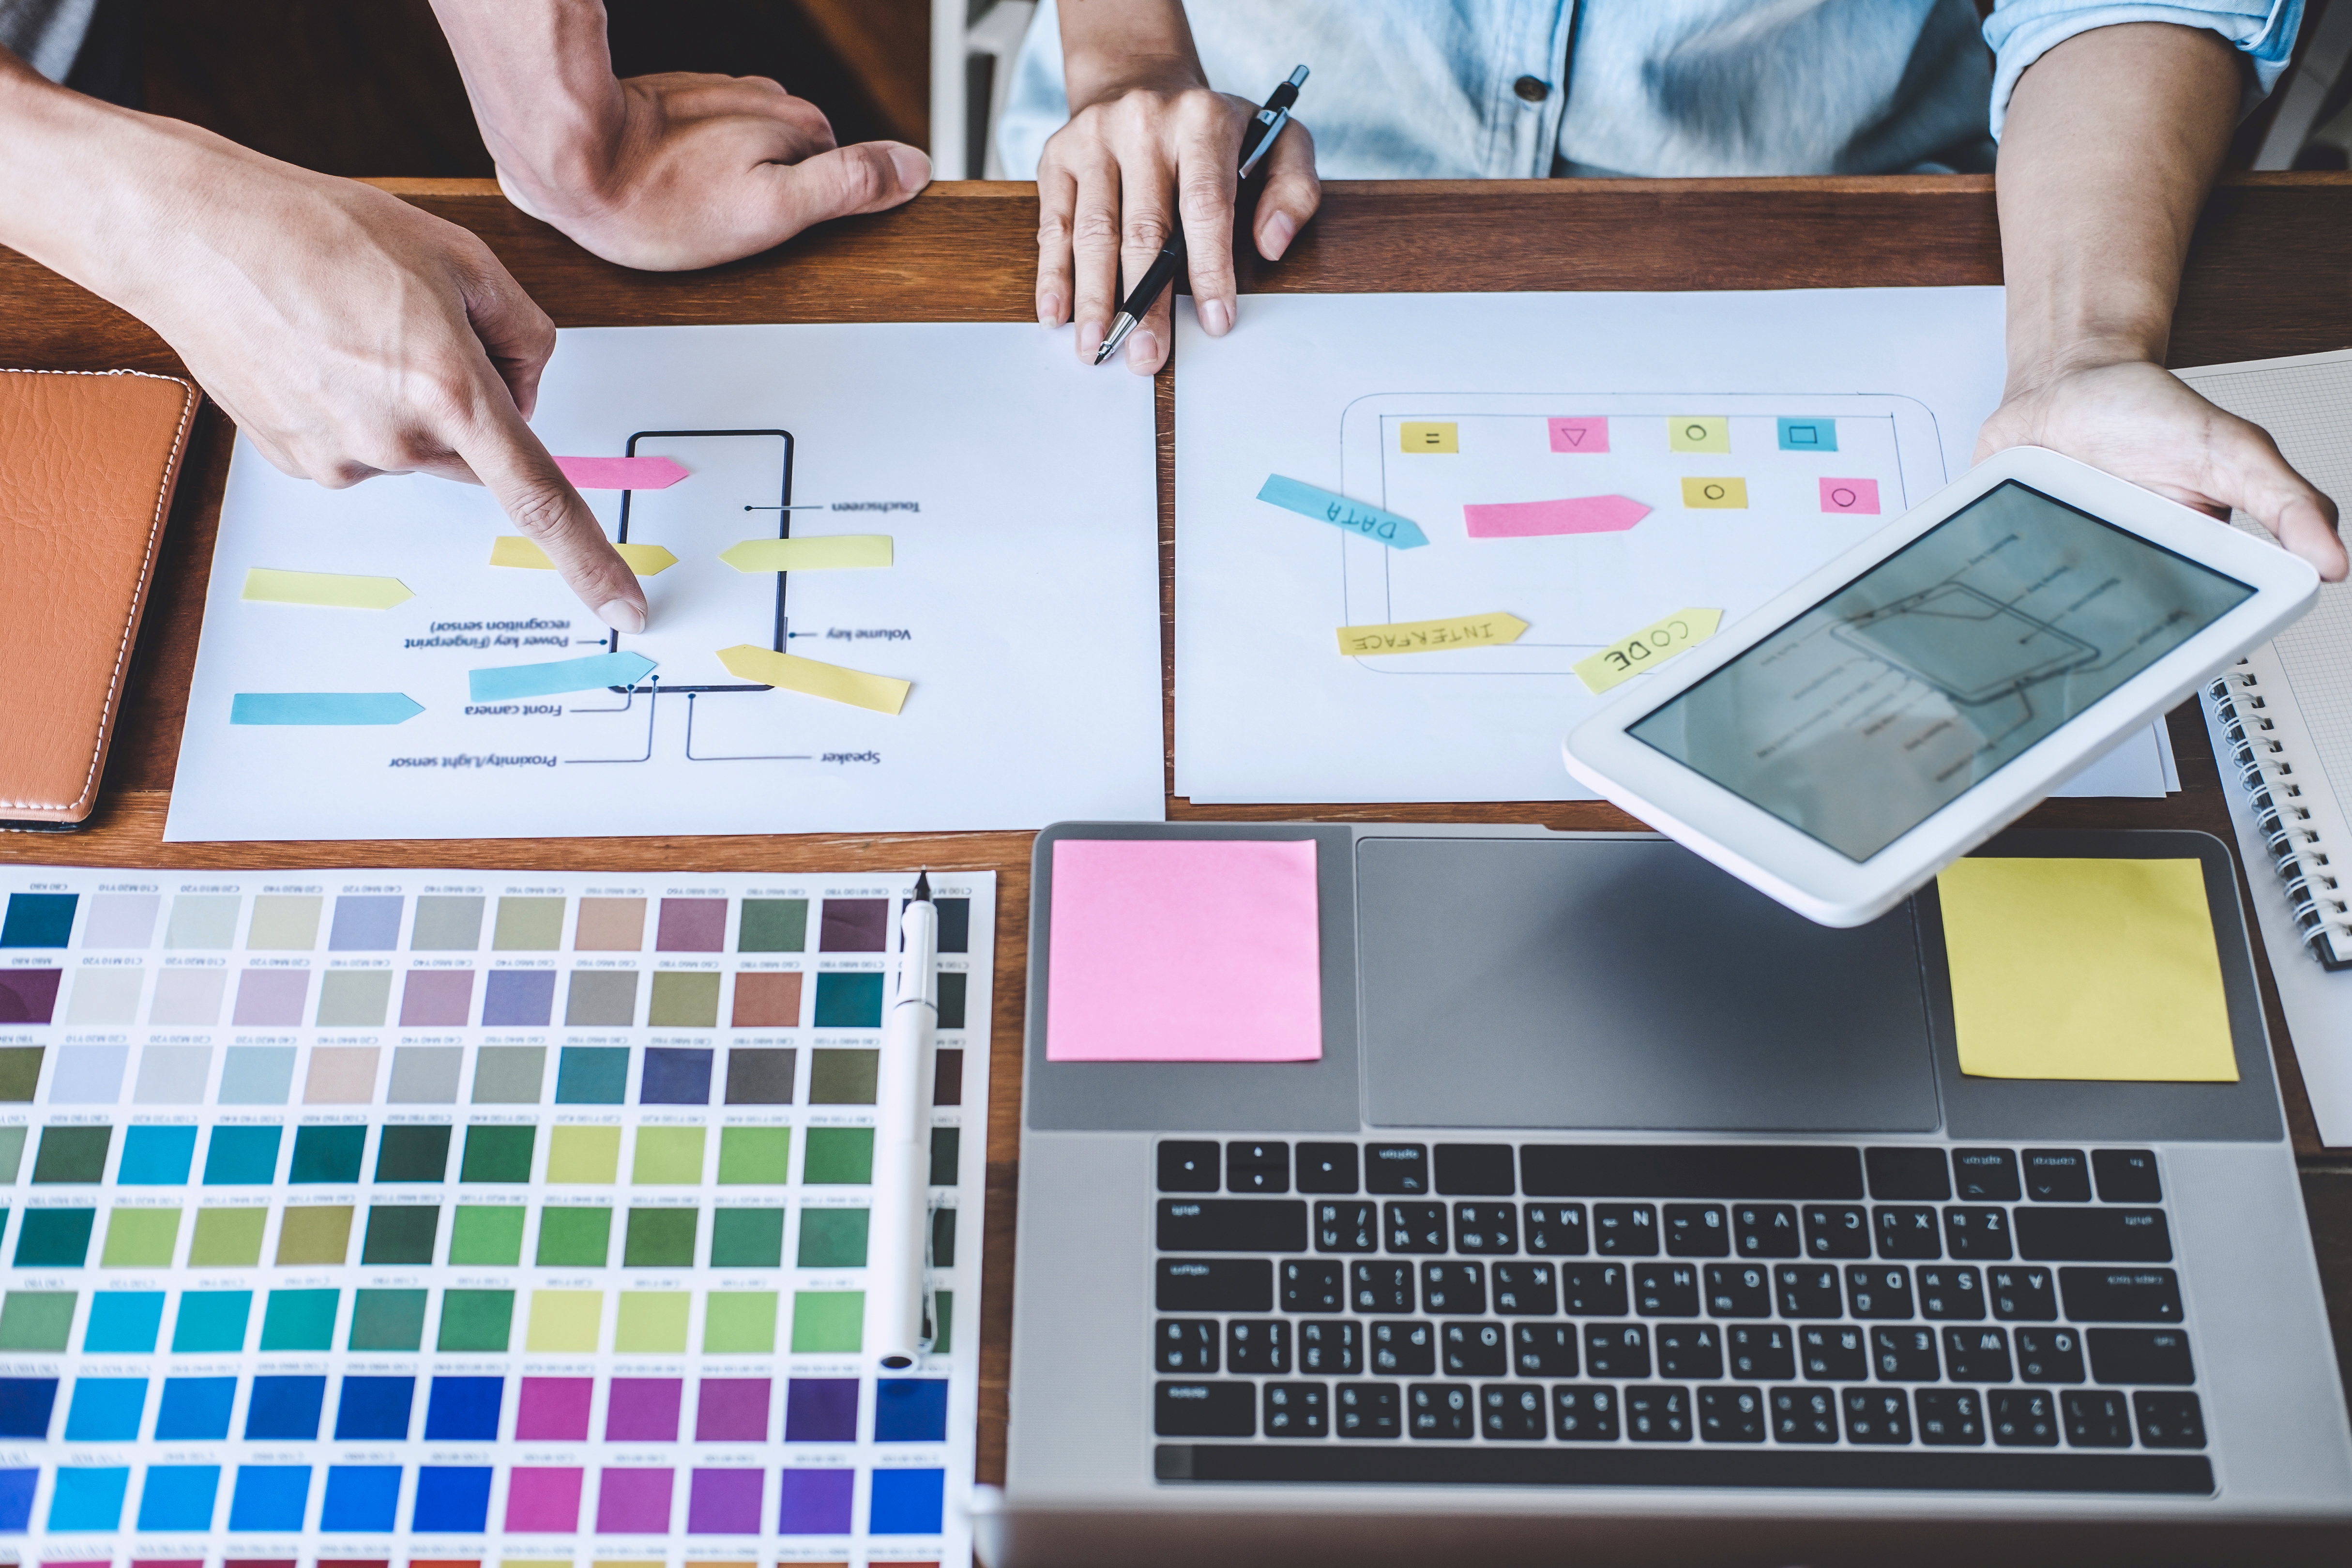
xmin=1562 ymin=446 xmax=2320 ymax=927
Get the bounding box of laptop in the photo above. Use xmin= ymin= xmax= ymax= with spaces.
xmin=981 ymin=823 xmax=2352 ymax=1565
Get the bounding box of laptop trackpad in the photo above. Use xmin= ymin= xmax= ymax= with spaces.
xmin=1357 ymin=837 xmax=1939 ymax=1132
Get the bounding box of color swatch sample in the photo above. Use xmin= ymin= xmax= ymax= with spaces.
xmin=0 ymin=865 xmax=990 ymax=1559
xmin=1937 ymin=856 xmax=2237 ymax=1081
xmin=1046 ymin=837 xmax=1322 ymax=1062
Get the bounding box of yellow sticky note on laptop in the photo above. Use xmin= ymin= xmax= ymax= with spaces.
xmin=1937 ymin=857 xmax=2237 ymax=1081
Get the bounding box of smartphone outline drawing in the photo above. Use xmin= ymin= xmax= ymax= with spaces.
xmin=607 ymin=427 xmax=795 ymax=692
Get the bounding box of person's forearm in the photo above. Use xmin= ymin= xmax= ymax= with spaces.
xmin=1058 ymin=0 xmax=1208 ymax=107
xmin=429 ymin=0 xmax=622 ymax=206
xmin=1996 ymin=23 xmax=2240 ymax=394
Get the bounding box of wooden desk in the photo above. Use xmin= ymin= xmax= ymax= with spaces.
xmin=5 ymin=174 xmax=2351 ymax=1480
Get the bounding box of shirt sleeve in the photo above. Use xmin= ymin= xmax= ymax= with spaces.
xmin=1983 ymin=0 xmax=2304 ymax=137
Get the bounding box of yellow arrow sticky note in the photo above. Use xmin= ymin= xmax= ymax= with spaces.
xmin=1680 ymin=477 xmax=1748 ymax=509
xmin=1573 ymin=607 xmax=1723 ymax=694
xmin=715 ymin=644 xmax=910 ymax=715
xmin=489 ymin=536 xmax=678 ymax=576
xmin=719 ymin=535 xmax=894 ymax=573
xmin=1337 ymin=612 xmax=1530 ymax=657
xmin=242 ymin=568 xmax=415 ymax=609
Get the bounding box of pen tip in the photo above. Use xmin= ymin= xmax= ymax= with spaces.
xmin=913 ymin=869 xmax=932 ymax=901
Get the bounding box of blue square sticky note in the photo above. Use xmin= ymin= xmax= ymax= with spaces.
xmin=0 ymin=892 xmax=76 ymax=948
xmin=137 ymin=1464 xmax=221 ymax=1531
xmin=334 ymin=1375 xmax=415 ymax=1440
xmin=155 ymin=1375 xmax=237 ymax=1439
xmin=62 ymin=1377 xmax=142 ymax=1440
xmin=0 ymin=1468 xmax=32 ymax=1532
xmin=46 ymin=1465 xmax=130 ymax=1531
xmin=171 ymin=1289 xmax=252 ymax=1353
xmin=0 ymin=1377 xmax=59 ymax=1438
xmin=260 ymin=1288 xmax=339 ymax=1351
xmin=813 ymin=971 xmax=884 ymax=1029
xmin=203 ymin=1125 xmax=284 ymax=1184
xmin=82 ymin=1291 xmax=165 ymax=1352
xmin=411 ymin=1465 xmax=492 ymax=1532
xmin=1776 ymin=416 xmax=1837 ymax=452
xmin=118 ymin=1125 xmax=197 ymax=1185
xmin=322 ymin=1464 xmax=402 ymax=1531
xmin=869 ymin=1467 xmax=945 ymax=1535
xmin=228 ymin=1464 xmax=310 ymax=1532
xmin=423 ymin=1375 xmax=501 ymax=1440
xmin=246 ymin=1374 xmax=326 ymax=1440
xmin=875 ymin=1378 xmax=950 ymax=1443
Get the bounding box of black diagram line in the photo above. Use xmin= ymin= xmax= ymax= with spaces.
xmin=565 ymin=678 xmax=658 ymax=764
xmin=683 ymin=692 xmax=814 ymax=762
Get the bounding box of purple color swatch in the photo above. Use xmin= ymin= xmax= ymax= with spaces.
xmin=594 ymin=1467 xmax=674 ymax=1534
xmin=515 ymin=1377 xmax=592 ymax=1440
xmin=818 ymin=898 xmax=888 ymax=952
xmin=695 ymin=1378 xmax=770 ymax=1442
xmin=482 ymin=969 xmax=558 ymax=1027
xmin=685 ymin=1468 xmax=763 ymax=1534
xmin=604 ymin=1378 xmax=682 ymax=1441
xmin=774 ymin=1468 xmax=854 ymax=1535
xmin=0 ymin=968 xmax=61 ymax=1025
xmin=329 ymin=896 xmax=405 ymax=951
xmin=503 ymin=1465 xmax=583 ymax=1532
xmin=399 ymin=969 xmax=474 ymax=1027
xmin=231 ymin=968 xmax=309 ymax=1026
xmin=655 ymin=898 xmax=727 ymax=952
xmin=784 ymin=1379 xmax=859 ymax=1442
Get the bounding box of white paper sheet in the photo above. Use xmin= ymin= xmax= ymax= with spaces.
xmin=167 ymin=324 xmax=1164 ymax=841
xmin=1172 ymin=289 xmax=2172 ymax=804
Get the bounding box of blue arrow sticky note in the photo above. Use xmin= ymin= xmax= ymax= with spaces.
xmin=1257 ymin=475 xmax=1429 ymax=549
xmin=231 ymin=693 xmax=424 ymax=725
xmin=468 ymin=650 xmax=656 ymax=702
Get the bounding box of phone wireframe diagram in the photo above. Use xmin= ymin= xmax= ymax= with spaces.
xmin=606 ymin=428 xmax=795 ymax=691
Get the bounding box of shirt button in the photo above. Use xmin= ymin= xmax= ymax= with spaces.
xmin=1514 ymin=76 xmax=1550 ymax=102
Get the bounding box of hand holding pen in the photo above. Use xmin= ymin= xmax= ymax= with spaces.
xmin=1033 ymin=27 xmax=1317 ymax=374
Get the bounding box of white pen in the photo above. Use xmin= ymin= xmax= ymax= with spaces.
xmin=866 ymin=869 xmax=939 ymax=1370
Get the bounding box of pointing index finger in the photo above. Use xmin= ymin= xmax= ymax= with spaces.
xmin=457 ymin=401 xmax=649 ymax=631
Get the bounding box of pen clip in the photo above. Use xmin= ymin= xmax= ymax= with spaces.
xmin=1239 ymin=107 xmax=1291 ymax=180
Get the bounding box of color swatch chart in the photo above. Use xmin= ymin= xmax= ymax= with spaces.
xmin=0 ymin=866 xmax=991 ymax=1567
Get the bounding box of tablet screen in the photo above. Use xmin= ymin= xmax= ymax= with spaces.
xmin=1628 ymin=480 xmax=2253 ymax=861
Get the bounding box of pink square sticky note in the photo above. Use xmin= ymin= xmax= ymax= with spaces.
xmin=1820 ymin=478 xmax=1881 ymax=515
xmin=1548 ymin=417 xmax=1608 ymax=453
xmin=1046 ymin=839 xmax=1321 ymax=1062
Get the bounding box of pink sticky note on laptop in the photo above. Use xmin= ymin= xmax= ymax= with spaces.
xmin=1046 ymin=838 xmax=1322 ymax=1062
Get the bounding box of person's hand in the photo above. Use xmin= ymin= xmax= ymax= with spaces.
xmin=491 ymin=72 xmax=930 ymax=272
xmin=1035 ymin=72 xmax=1318 ymax=374
xmin=15 ymin=97 xmax=650 ymax=627
xmin=1976 ymin=356 xmax=2347 ymax=580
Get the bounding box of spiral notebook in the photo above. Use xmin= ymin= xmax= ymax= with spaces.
xmin=2187 ymin=347 xmax=2352 ymax=1143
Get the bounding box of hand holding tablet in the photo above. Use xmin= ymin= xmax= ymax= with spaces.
xmin=1564 ymin=447 xmax=2320 ymax=926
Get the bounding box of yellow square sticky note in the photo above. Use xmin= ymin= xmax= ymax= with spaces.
xmin=546 ymin=1125 xmax=621 ymax=1183
xmin=1669 ymin=416 xmax=1730 ymax=453
xmin=1399 ymin=422 xmax=1457 ymax=454
xmin=526 ymin=1289 xmax=603 ymax=1352
xmin=1938 ymin=857 xmax=2237 ymax=1081
xmin=615 ymin=1290 xmax=690 ymax=1352
xmin=1680 ymin=477 xmax=1747 ymax=509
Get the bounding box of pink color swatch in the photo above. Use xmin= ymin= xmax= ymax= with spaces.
xmin=505 ymin=1467 xmax=584 ymax=1532
xmin=1548 ymin=416 xmax=1608 ymax=453
xmin=1046 ymin=838 xmax=1321 ymax=1063
xmin=606 ymin=1377 xmax=683 ymax=1441
xmin=1464 ymin=494 xmax=1652 ymax=538
xmin=595 ymin=1467 xmax=675 ymax=1534
xmin=696 ymin=1378 xmax=772 ymax=1441
xmin=398 ymin=967 xmax=474 ymax=1027
xmin=1821 ymin=477 xmax=1882 ymax=515
xmin=516 ymin=1377 xmax=593 ymax=1439
xmin=552 ymin=455 xmax=688 ymax=490
xmin=231 ymin=968 xmax=307 ymax=1026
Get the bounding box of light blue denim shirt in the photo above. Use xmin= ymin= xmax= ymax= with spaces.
xmin=995 ymin=0 xmax=2301 ymax=180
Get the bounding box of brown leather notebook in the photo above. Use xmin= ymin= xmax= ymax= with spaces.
xmin=0 ymin=367 xmax=198 ymax=827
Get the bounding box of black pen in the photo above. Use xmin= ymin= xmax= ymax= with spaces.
xmin=1094 ymin=63 xmax=1309 ymax=367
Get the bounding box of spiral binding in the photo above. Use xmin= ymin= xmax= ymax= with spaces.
xmin=2207 ymin=669 xmax=2350 ymax=963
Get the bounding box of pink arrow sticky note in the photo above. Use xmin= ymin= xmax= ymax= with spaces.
xmin=1820 ymin=477 xmax=1881 ymax=515
xmin=1464 ymin=494 xmax=1652 ymax=538
xmin=1548 ymin=417 xmax=1609 ymax=453
xmin=551 ymin=455 xmax=690 ymax=490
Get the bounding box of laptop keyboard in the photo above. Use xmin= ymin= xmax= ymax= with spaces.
xmin=1149 ymin=1141 xmax=2214 ymax=1494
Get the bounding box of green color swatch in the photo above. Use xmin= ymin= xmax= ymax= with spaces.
xmin=458 ymin=1124 xmax=535 ymax=1182
xmin=534 ymin=1205 xmax=611 ymax=1267
xmin=437 ymin=1288 xmax=514 ymax=1351
xmin=648 ymin=970 xmax=721 ymax=1028
xmin=712 ymin=1207 xmax=785 ymax=1267
xmin=289 ymin=1124 xmax=365 ymax=1183
xmin=795 ymin=1207 xmax=868 ymax=1268
xmin=0 ymin=1291 xmax=76 ymax=1350
xmin=448 ymin=1204 xmax=525 ymax=1265
xmin=493 ymin=896 xmax=565 ymax=950
xmin=100 ymin=1207 xmax=180 ymax=1267
xmin=803 ymin=1127 xmax=874 ymax=1185
xmin=15 ymin=1208 xmax=94 ymax=1266
xmin=375 ymin=1124 xmax=450 ymax=1181
xmin=622 ymin=1207 xmax=697 ymax=1267
xmin=0 ymin=1049 xmax=40 ymax=1103
xmin=361 ymin=1205 xmax=439 ymax=1265
xmin=349 ymin=1288 xmax=427 ymax=1350
xmin=703 ymin=1290 xmax=777 ymax=1353
xmin=790 ymin=1289 xmax=864 ymax=1353
xmin=737 ymin=897 xmax=808 ymax=952
xmin=809 ymin=1049 xmax=880 ymax=1105
xmin=632 ymin=1126 xmax=704 ymax=1183
xmin=32 ymin=1125 xmax=111 ymax=1183
xmin=716 ymin=1126 xmax=790 ymax=1184
xmin=188 ymin=1207 xmax=265 ymax=1266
